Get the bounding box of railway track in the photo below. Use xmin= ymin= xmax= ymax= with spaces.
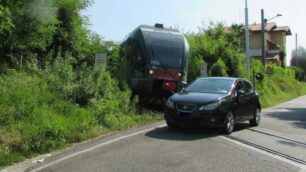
xmin=224 ymin=127 xmax=306 ymax=166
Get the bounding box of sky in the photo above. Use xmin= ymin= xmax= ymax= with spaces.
xmin=84 ymin=0 xmax=306 ymax=65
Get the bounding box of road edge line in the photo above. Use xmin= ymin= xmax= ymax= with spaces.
xmin=32 ymin=124 xmax=166 ymax=172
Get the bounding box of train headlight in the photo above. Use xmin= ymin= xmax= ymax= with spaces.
xmin=178 ymin=72 xmax=182 ymax=78
xmin=149 ymin=69 xmax=154 ymax=75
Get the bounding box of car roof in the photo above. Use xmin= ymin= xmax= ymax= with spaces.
xmin=197 ymin=77 xmax=242 ymax=81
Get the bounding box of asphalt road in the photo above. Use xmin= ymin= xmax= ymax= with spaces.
xmin=3 ymin=96 xmax=306 ymax=172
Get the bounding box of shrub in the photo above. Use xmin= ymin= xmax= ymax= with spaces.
xmin=251 ymin=59 xmax=306 ymax=107
xmin=209 ymin=58 xmax=228 ymax=76
xmin=0 ymin=71 xmax=99 ymax=156
xmin=0 ymin=72 xmax=50 ymax=126
xmin=186 ymin=23 xmax=245 ymax=82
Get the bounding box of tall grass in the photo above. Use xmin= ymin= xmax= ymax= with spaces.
xmin=251 ymin=60 xmax=306 ymax=108
xmin=0 ymin=60 xmax=160 ymax=168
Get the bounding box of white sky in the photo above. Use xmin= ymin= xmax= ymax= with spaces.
xmin=84 ymin=0 xmax=306 ymax=65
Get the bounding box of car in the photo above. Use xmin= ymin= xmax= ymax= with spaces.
xmin=164 ymin=77 xmax=261 ymax=134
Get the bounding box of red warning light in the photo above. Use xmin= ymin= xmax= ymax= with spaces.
xmin=162 ymin=82 xmax=176 ymax=91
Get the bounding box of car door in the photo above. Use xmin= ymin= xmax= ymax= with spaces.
xmin=233 ymin=80 xmax=248 ymax=121
xmin=242 ymin=80 xmax=257 ymax=119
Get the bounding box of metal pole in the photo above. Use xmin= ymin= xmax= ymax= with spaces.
xmin=253 ymin=69 xmax=256 ymax=90
xmin=261 ymin=9 xmax=266 ymax=67
xmin=245 ymin=0 xmax=250 ymax=78
xmin=296 ymin=33 xmax=299 ymax=67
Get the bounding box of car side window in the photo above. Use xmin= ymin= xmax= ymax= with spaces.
xmin=243 ymin=81 xmax=253 ymax=94
xmin=232 ymin=81 xmax=245 ymax=96
xmin=234 ymin=81 xmax=244 ymax=91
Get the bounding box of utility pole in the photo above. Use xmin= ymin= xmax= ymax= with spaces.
xmin=261 ymin=9 xmax=266 ymax=67
xmin=296 ymin=33 xmax=299 ymax=67
xmin=245 ymin=0 xmax=250 ymax=79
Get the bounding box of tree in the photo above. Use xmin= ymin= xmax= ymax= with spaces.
xmin=279 ymin=50 xmax=286 ymax=68
xmin=0 ymin=0 xmax=58 ymax=67
xmin=0 ymin=0 xmax=106 ymax=69
xmin=291 ymin=47 xmax=306 ymax=81
xmin=186 ymin=23 xmax=245 ymax=82
xmin=209 ymin=58 xmax=228 ymax=77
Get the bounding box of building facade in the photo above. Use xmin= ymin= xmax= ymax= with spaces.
xmin=249 ymin=22 xmax=291 ymax=65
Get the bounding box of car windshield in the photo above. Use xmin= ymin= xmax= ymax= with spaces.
xmin=186 ymin=78 xmax=234 ymax=94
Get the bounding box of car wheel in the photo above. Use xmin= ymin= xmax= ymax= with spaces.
xmin=249 ymin=108 xmax=261 ymax=126
xmin=223 ymin=111 xmax=235 ymax=134
xmin=166 ymin=120 xmax=179 ymax=129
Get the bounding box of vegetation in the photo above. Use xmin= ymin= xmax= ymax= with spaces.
xmin=291 ymin=47 xmax=306 ymax=81
xmin=0 ymin=63 xmax=161 ymax=168
xmin=0 ymin=1 xmax=305 ymax=169
xmin=186 ymin=23 xmax=246 ymax=81
xmin=186 ymin=23 xmax=306 ymax=108
xmin=250 ymin=60 xmax=306 ymax=108
xmin=0 ymin=0 xmax=160 ymax=168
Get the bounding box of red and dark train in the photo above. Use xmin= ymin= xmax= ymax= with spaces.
xmin=119 ymin=24 xmax=189 ymax=100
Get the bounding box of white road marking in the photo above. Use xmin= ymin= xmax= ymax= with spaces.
xmin=220 ymin=136 xmax=306 ymax=171
xmin=32 ymin=124 xmax=166 ymax=172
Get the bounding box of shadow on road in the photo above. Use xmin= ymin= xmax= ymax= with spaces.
xmin=145 ymin=126 xmax=220 ymax=141
xmin=265 ymin=108 xmax=306 ymax=129
xmin=233 ymin=123 xmax=254 ymax=131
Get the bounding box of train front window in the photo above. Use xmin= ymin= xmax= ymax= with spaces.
xmin=124 ymin=38 xmax=145 ymax=69
xmin=144 ymin=31 xmax=184 ymax=69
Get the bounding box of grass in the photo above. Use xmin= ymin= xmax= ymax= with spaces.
xmin=251 ymin=62 xmax=306 ymax=108
xmin=0 ymin=71 xmax=162 ymax=169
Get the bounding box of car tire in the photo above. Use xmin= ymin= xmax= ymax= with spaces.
xmin=166 ymin=120 xmax=179 ymax=129
xmin=249 ymin=108 xmax=261 ymax=126
xmin=223 ymin=111 xmax=235 ymax=134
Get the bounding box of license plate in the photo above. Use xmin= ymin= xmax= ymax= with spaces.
xmin=178 ymin=112 xmax=192 ymax=116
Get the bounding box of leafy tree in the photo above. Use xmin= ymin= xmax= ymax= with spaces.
xmin=209 ymin=58 xmax=228 ymax=76
xmin=186 ymin=23 xmax=245 ymax=82
xmin=0 ymin=4 xmax=14 ymax=42
xmin=279 ymin=50 xmax=286 ymax=68
xmin=0 ymin=0 xmax=107 ymax=68
xmin=291 ymin=47 xmax=306 ymax=81
xmin=0 ymin=0 xmax=58 ymax=67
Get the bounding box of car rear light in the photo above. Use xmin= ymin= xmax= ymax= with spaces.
xmin=162 ymin=82 xmax=176 ymax=91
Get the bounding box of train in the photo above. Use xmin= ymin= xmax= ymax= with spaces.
xmin=119 ymin=24 xmax=189 ymax=100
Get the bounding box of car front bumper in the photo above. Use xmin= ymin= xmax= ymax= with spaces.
xmin=164 ymin=107 xmax=226 ymax=128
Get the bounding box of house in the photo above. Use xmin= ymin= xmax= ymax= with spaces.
xmin=249 ymin=22 xmax=292 ymax=65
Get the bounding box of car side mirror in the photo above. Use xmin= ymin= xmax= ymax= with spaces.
xmin=236 ymin=90 xmax=245 ymax=97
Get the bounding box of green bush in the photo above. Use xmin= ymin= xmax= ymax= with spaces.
xmin=209 ymin=58 xmax=228 ymax=77
xmin=251 ymin=59 xmax=306 ymax=107
xmin=289 ymin=66 xmax=304 ymax=81
xmin=185 ymin=24 xmax=306 ymax=108
xmin=186 ymin=23 xmax=245 ymax=82
xmin=0 ymin=67 xmax=159 ymax=168
xmin=0 ymin=72 xmax=49 ymax=126
xmin=0 ymin=72 xmax=97 ymax=155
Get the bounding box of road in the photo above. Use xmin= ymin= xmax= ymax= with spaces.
xmin=3 ymin=96 xmax=306 ymax=172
